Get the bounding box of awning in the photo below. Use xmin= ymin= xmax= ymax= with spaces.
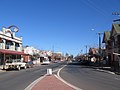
xmin=0 ymin=49 xmax=26 ymax=55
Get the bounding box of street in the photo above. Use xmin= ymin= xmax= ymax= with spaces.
xmin=60 ymin=62 xmax=120 ymax=90
xmin=0 ymin=62 xmax=65 ymax=90
xmin=0 ymin=0 xmax=120 ymax=90
xmin=0 ymin=61 xmax=120 ymax=90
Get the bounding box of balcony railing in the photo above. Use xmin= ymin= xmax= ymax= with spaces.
xmin=5 ymin=45 xmax=14 ymax=50
xmin=15 ymin=47 xmax=22 ymax=51
xmin=5 ymin=45 xmax=10 ymax=49
xmin=5 ymin=45 xmax=22 ymax=51
xmin=0 ymin=43 xmax=3 ymax=49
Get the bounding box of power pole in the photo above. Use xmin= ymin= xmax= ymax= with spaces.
xmin=98 ymin=32 xmax=102 ymax=55
xmin=52 ymin=45 xmax=54 ymax=61
xmin=97 ymin=32 xmax=103 ymax=66
xmin=112 ymin=12 xmax=120 ymax=22
xmin=86 ymin=45 xmax=88 ymax=55
xmin=85 ymin=45 xmax=88 ymax=60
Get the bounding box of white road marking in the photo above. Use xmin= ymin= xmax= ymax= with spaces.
xmin=57 ymin=65 xmax=83 ymax=90
xmin=24 ymin=67 xmax=63 ymax=90
xmin=25 ymin=65 xmax=83 ymax=90
xmin=96 ymin=69 xmax=115 ymax=75
xmin=24 ymin=74 xmax=47 ymax=90
xmin=52 ymin=68 xmax=60 ymax=73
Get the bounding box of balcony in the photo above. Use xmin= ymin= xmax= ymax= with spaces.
xmin=15 ymin=47 xmax=22 ymax=52
xmin=5 ymin=45 xmax=15 ymax=50
xmin=5 ymin=45 xmax=22 ymax=51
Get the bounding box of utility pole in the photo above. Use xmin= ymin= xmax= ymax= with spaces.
xmin=85 ymin=45 xmax=88 ymax=60
xmin=98 ymin=32 xmax=102 ymax=55
xmin=97 ymin=32 xmax=103 ymax=66
xmin=52 ymin=45 xmax=54 ymax=61
xmin=86 ymin=45 xmax=88 ymax=55
xmin=112 ymin=12 xmax=120 ymax=22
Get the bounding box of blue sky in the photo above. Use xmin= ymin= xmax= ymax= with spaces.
xmin=0 ymin=0 xmax=120 ymax=56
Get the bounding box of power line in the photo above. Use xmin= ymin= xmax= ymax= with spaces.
xmin=81 ymin=0 xmax=109 ymax=17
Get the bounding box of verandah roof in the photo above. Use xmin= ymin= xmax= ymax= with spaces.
xmin=0 ymin=49 xmax=26 ymax=55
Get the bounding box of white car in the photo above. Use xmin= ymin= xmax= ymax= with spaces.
xmin=42 ymin=60 xmax=50 ymax=65
xmin=5 ymin=59 xmax=27 ymax=70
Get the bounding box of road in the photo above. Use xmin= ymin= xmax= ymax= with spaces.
xmin=0 ymin=62 xmax=65 ymax=90
xmin=60 ymin=62 xmax=120 ymax=90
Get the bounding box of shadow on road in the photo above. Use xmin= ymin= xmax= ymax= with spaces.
xmin=67 ymin=62 xmax=114 ymax=72
xmin=67 ymin=62 xmax=81 ymax=66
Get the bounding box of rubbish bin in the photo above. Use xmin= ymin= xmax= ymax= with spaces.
xmin=47 ymin=68 xmax=52 ymax=75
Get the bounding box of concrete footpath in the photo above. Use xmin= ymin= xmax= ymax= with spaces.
xmin=26 ymin=75 xmax=75 ymax=90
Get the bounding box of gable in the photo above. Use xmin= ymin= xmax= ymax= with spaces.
xmin=103 ymin=31 xmax=110 ymax=43
xmin=111 ymin=24 xmax=117 ymax=37
xmin=114 ymin=24 xmax=120 ymax=34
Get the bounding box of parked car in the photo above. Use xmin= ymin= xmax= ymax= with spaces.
xmin=79 ymin=60 xmax=89 ymax=65
xmin=5 ymin=59 xmax=27 ymax=70
xmin=42 ymin=60 xmax=50 ymax=65
xmin=53 ymin=60 xmax=59 ymax=63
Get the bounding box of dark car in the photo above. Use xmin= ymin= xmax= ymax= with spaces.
xmin=79 ymin=60 xmax=89 ymax=65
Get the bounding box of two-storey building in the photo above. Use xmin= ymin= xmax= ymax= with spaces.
xmin=0 ymin=26 xmax=25 ymax=66
xmin=103 ymin=23 xmax=120 ymax=72
xmin=102 ymin=31 xmax=111 ymax=66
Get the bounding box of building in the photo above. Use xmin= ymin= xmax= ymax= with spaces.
xmin=89 ymin=48 xmax=99 ymax=63
xmin=23 ymin=46 xmax=53 ymax=63
xmin=23 ymin=46 xmax=41 ymax=62
xmin=103 ymin=23 xmax=120 ymax=72
xmin=0 ymin=26 xmax=25 ymax=66
xmin=51 ymin=52 xmax=62 ymax=61
xmin=102 ymin=31 xmax=111 ymax=66
xmin=39 ymin=50 xmax=53 ymax=62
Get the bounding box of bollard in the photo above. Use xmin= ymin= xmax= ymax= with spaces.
xmin=47 ymin=68 xmax=52 ymax=75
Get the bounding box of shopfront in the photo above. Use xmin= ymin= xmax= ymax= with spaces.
xmin=0 ymin=49 xmax=25 ymax=65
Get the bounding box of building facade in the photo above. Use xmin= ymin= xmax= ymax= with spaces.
xmin=102 ymin=31 xmax=111 ymax=66
xmin=103 ymin=23 xmax=120 ymax=72
xmin=23 ymin=46 xmax=41 ymax=62
xmin=0 ymin=26 xmax=24 ymax=65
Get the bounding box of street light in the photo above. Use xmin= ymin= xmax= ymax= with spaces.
xmin=91 ymin=29 xmax=103 ymax=54
xmin=91 ymin=29 xmax=103 ymax=65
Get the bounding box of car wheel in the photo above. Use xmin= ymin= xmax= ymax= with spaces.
xmin=24 ymin=65 xmax=27 ymax=69
xmin=18 ymin=66 xmax=21 ymax=70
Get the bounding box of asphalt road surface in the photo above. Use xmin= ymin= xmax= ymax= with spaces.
xmin=0 ymin=62 xmax=65 ymax=90
xmin=60 ymin=62 xmax=120 ymax=90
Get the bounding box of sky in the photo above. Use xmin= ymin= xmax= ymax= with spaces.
xmin=0 ymin=0 xmax=120 ymax=56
